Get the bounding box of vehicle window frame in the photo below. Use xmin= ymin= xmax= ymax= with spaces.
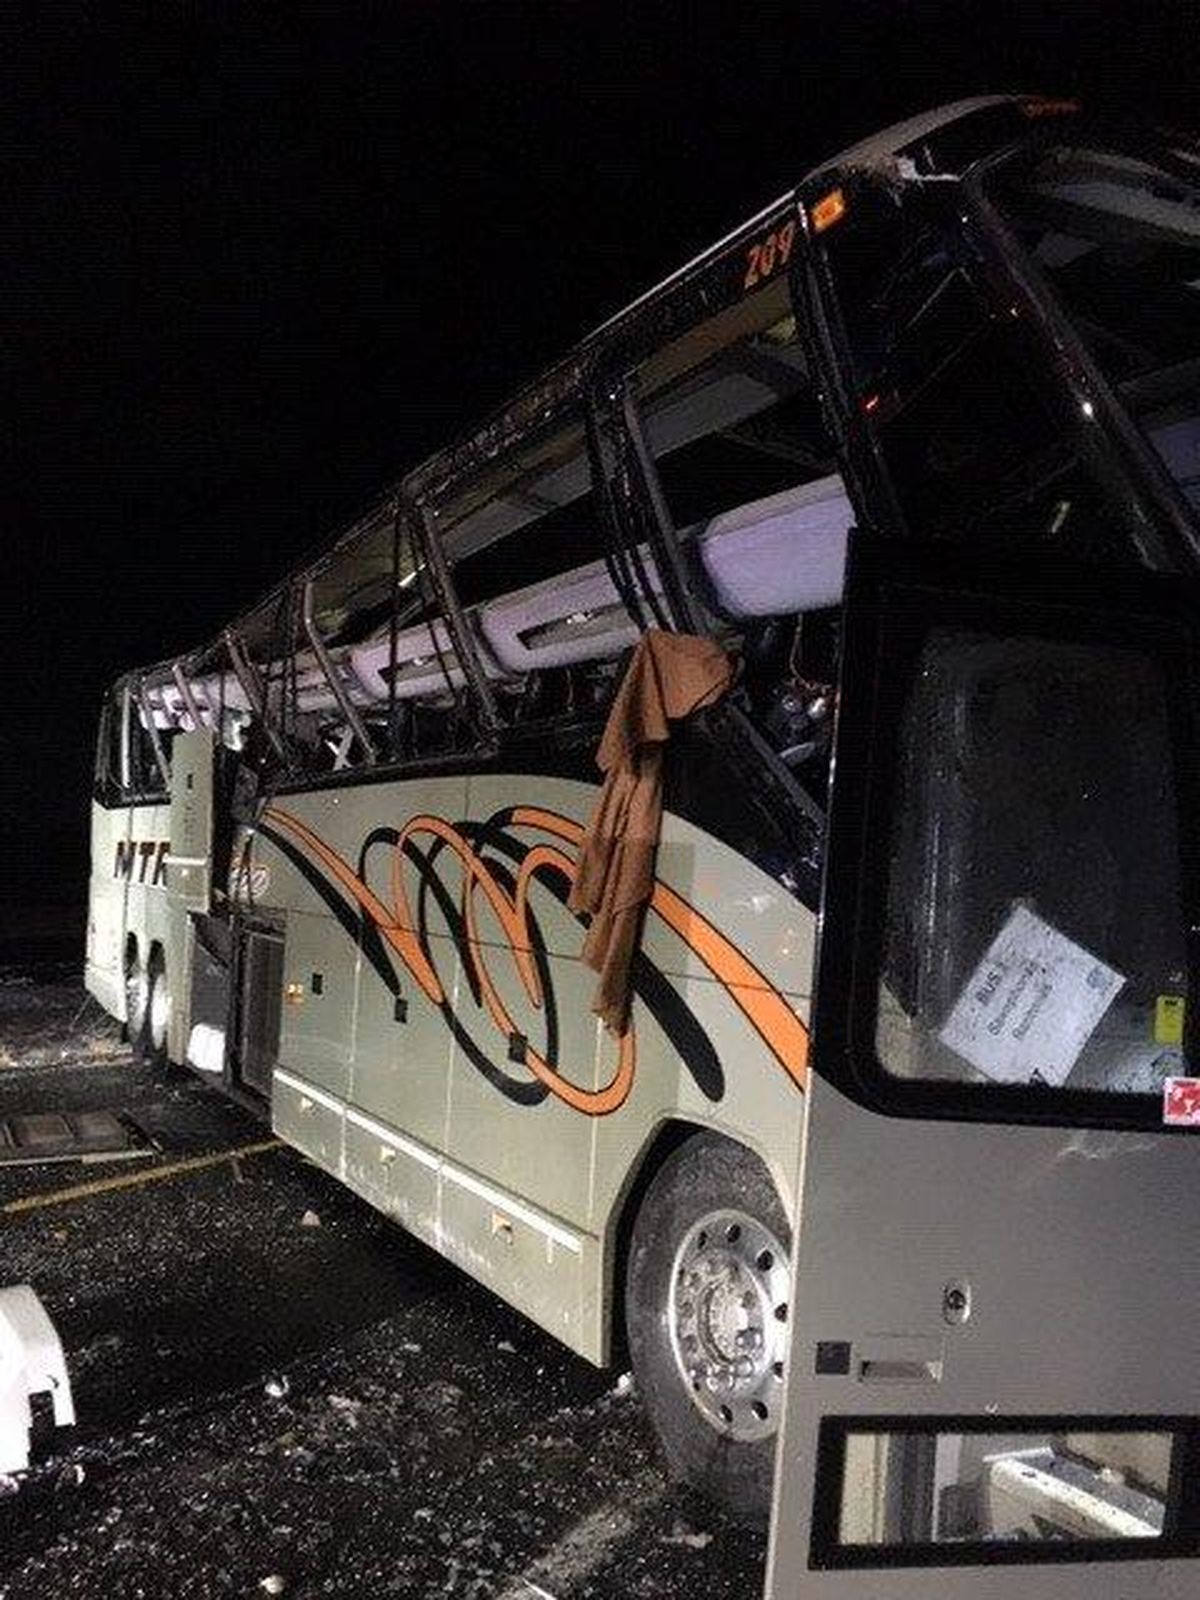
xmin=424 ymin=400 xmax=660 ymax=747
xmin=961 ymin=134 xmax=1200 ymax=572
xmin=801 ymin=155 xmax=1200 ymax=575
xmin=813 ymin=534 xmax=1200 ymax=1134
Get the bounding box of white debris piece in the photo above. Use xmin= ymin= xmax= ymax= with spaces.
xmin=0 ymin=1285 xmax=75 ymax=1475
xmin=264 ymin=1375 xmax=289 ymax=1399
xmin=299 ymin=1210 xmax=321 ymax=1228
xmin=259 ymin=1576 xmax=287 ymax=1596
xmin=662 ymin=1524 xmax=713 ymax=1549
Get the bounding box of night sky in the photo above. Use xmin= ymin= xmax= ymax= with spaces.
xmin=4 ymin=3 xmax=1196 ymax=911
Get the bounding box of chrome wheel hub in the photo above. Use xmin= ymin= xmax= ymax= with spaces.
xmin=668 ymin=1207 xmax=790 ymax=1442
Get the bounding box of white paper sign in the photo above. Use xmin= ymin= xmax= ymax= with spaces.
xmin=938 ymin=904 xmax=1125 ymax=1086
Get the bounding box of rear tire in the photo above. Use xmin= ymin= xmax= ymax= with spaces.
xmin=145 ymin=947 xmax=170 ymax=1067
xmin=127 ymin=947 xmax=169 ymax=1067
xmin=125 ymin=948 xmax=150 ymax=1060
xmin=625 ymin=1132 xmax=791 ymax=1526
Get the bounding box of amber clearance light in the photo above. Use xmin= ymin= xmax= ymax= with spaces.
xmin=810 ymin=188 xmax=847 ymax=233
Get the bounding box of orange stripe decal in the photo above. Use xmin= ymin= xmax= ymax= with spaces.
xmin=262 ymin=801 xmax=808 ymax=1113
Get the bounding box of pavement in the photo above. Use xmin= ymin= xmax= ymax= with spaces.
xmin=0 ymin=967 xmax=768 ymax=1599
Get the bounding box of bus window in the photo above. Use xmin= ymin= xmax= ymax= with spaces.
xmin=634 ymin=278 xmax=846 ymax=786
xmin=439 ymin=417 xmax=629 ymax=731
xmin=128 ymin=685 xmax=171 ymax=798
xmin=877 ymin=626 xmax=1188 ymax=1100
xmin=93 ymin=686 xmax=125 ymax=805
xmin=291 ymin=511 xmax=450 ymax=772
xmin=821 ymin=1421 xmax=1178 ymax=1555
xmin=821 ymin=180 xmax=1147 ymax=562
xmin=983 ymin=142 xmax=1200 ymax=511
xmin=637 ymin=276 xmax=837 ymax=530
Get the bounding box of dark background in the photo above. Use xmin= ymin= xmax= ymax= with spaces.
xmin=4 ymin=2 xmax=1197 ymax=917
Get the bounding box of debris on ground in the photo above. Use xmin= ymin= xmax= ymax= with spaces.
xmin=0 ymin=965 xmax=765 ymax=1598
xmin=663 ymin=1522 xmax=714 ymax=1549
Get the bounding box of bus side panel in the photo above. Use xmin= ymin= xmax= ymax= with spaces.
xmin=616 ymin=801 xmax=816 ymax=1218
xmin=85 ymin=798 xmax=132 ymax=1018
xmin=252 ymin=771 xmax=814 ymax=1365
xmin=435 ymin=774 xmax=603 ymax=1352
xmin=261 ymin=779 xmax=465 ymax=1249
xmin=278 ymin=909 xmax=358 ymax=1103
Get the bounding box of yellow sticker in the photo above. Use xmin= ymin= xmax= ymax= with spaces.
xmin=1154 ymin=994 xmax=1186 ymax=1047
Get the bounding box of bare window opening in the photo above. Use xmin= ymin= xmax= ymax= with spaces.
xmin=987 ymin=143 xmax=1200 ymax=512
xmin=436 ymin=415 xmax=633 ymax=733
xmin=637 ymin=281 xmax=849 ymax=797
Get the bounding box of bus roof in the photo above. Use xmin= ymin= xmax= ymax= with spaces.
xmin=135 ymin=93 xmax=1054 ymax=685
xmin=363 ymin=95 xmax=1055 ymax=514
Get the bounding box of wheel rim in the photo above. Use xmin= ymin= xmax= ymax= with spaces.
xmin=667 ymin=1206 xmax=790 ymax=1442
xmin=149 ymin=968 xmax=170 ymax=1054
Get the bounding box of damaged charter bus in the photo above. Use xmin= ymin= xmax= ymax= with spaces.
xmin=87 ymin=95 xmax=1200 ymax=1582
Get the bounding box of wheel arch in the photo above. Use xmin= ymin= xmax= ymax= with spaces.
xmin=602 ymin=1115 xmax=792 ymax=1368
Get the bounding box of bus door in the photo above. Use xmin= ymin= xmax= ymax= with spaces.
xmin=765 ymin=536 xmax=1200 ymax=1596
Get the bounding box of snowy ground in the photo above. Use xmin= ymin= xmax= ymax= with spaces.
xmin=0 ymin=968 xmax=767 ymax=1599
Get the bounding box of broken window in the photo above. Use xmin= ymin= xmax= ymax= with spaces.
xmin=435 ymin=413 xmax=636 ymax=735
xmin=633 ymin=274 xmax=849 ymax=791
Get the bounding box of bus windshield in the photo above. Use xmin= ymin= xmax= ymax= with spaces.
xmin=984 ymin=140 xmax=1200 ymax=511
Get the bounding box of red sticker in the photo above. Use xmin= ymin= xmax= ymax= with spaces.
xmin=1164 ymin=1078 xmax=1200 ymax=1127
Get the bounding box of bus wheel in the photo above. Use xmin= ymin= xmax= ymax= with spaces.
xmin=125 ymin=949 xmax=150 ymax=1056
xmin=145 ymin=947 xmax=170 ymax=1066
xmin=626 ymin=1132 xmax=791 ymax=1526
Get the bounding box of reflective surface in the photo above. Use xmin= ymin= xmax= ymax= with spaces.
xmin=876 ymin=628 xmax=1187 ymax=1097
xmin=834 ymin=1427 xmax=1174 ymax=1549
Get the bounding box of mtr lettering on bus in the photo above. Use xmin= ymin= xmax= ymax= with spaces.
xmin=113 ymin=838 xmax=170 ymax=885
xmin=85 ymin=95 xmax=1200 ymax=1597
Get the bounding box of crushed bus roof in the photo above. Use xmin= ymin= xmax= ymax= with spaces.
xmin=134 ymin=93 xmax=1057 ymax=688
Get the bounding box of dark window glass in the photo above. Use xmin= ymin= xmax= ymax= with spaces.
xmin=877 ymin=628 xmax=1186 ymax=1099
xmin=128 ymin=695 xmax=169 ymax=797
xmin=985 ymin=143 xmax=1200 ymax=512
xmin=93 ymin=689 xmax=124 ymax=803
xmin=823 ymin=184 xmax=1142 ymax=561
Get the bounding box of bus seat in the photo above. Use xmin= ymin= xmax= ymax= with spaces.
xmin=696 ymin=473 xmax=853 ymax=618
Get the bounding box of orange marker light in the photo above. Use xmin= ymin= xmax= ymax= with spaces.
xmin=810 ymin=187 xmax=847 ymax=233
